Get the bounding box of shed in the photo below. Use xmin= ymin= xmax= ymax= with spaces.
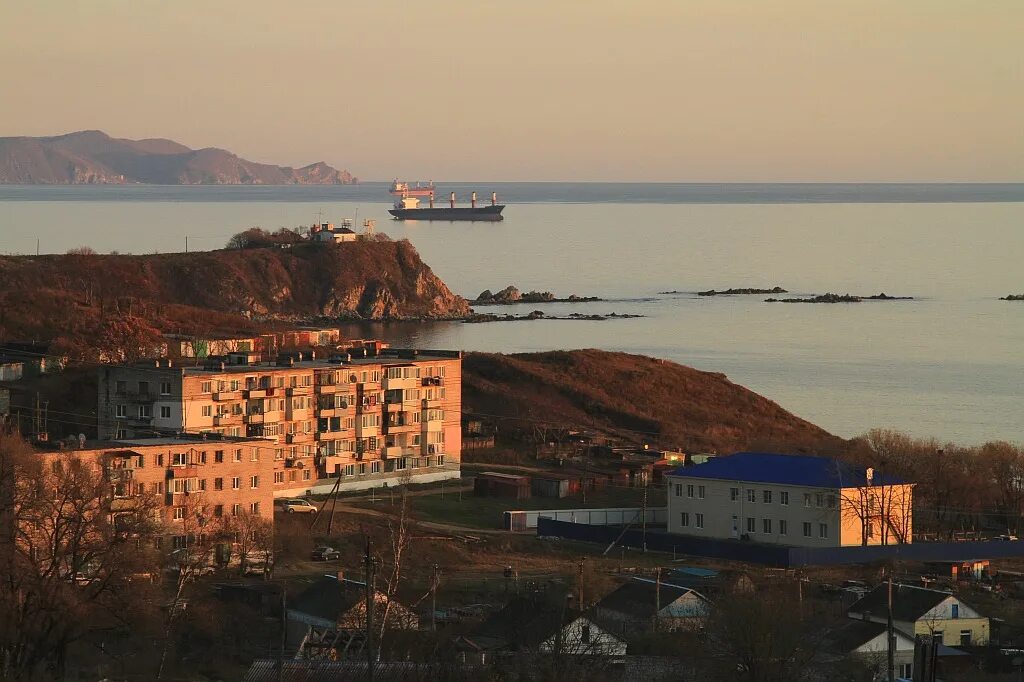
xmin=531 ymin=474 xmax=570 ymax=499
xmin=474 ymin=472 xmax=531 ymax=500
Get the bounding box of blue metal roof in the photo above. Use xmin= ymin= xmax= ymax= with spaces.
xmin=667 ymin=452 xmax=905 ymax=488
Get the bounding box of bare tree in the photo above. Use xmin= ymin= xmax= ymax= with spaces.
xmin=228 ymin=510 xmax=273 ymax=576
xmin=0 ymin=431 xmax=162 ymax=680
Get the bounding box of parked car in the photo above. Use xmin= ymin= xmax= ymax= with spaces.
xmin=276 ymin=498 xmax=317 ymax=514
xmin=994 ymin=534 xmax=1020 ymax=541
xmin=311 ymin=546 xmax=341 ymax=561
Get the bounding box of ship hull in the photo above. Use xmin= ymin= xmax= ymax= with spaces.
xmin=388 ymin=205 xmax=505 ymax=222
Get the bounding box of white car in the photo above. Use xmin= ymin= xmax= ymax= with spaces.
xmin=276 ymin=498 xmax=317 ymax=514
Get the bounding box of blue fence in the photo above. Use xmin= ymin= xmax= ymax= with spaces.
xmin=536 ymin=518 xmax=1024 ymax=568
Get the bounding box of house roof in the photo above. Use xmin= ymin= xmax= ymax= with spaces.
xmin=669 ymin=452 xmax=905 ymax=488
xmin=595 ymin=579 xmax=702 ymax=620
xmin=289 ymin=576 xmax=366 ymax=623
xmin=826 ymin=620 xmax=910 ymax=654
xmin=467 ymin=594 xmax=583 ymax=651
xmin=848 ymin=583 xmax=961 ymax=623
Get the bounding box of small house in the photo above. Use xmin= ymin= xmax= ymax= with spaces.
xmin=531 ymin=474 xmax=571 ymax=499
xmin=848 ymin=583 xmax=989 ymax=647
xmin=593 ymin=577 xmax=709 ymax=635
xmin=288 ymin=574 xmax=419 ymax=631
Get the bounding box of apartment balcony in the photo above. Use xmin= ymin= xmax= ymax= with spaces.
xmin=314 ymin=382 xmax=339 ymax=394
xmin=421 ymin=397 xmax=442 ymax=408
xmin=106 ymin=467 xmax=135 ymax=483
xmin=286 ymin=432 xmax=314 ymax=445
xmin=421 ymin=376 xmax=444 ymax=387
xmin=285 ymin=407 xmax=310 ymax=421
xmin=382 ymin=376 xmax=419 ymax=391
xmin=355 ymin=425 xmax=380 ymax=439
xmin=382 ymin=446 xmax=419 ymax=459
xmin=317 ymin=407 xmax=341 ymax=418
xmin=384 ymin=422 xmax=418 ymax=435
xmin=121 ymin=391 xmax=156 ymax=403
xmin=286 ymin=385 xmax=313 ymax=397
xmin=214 ymin=413 xmax=242 ymax=426
xmin=384 ymin=401 xmax=406 ymax=413
xmin=125 ymin=415 xmax=154 ymax=426
xmin=167 ymin=464 xmax=199 ymax=479
xmin=212 ymin=390 xmax=242 ymax=401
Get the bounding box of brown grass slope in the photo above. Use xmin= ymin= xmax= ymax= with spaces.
xmin=0 ymin=241 xmax=469 ymax=357
xmin=463 ymin=350 xmax=844 ymax=455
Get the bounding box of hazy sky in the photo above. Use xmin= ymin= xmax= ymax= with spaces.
xmin=1 ymin=1 xmax=1021 ymax=181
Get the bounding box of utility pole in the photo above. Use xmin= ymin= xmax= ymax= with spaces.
xmin=185 ymin=235 xmax=188 ymax=253
xmin=655 ymin=567 xmax=662 ymax=632
xmin=431 ymin=564 xmax=440 ymax=631
xmin=278 ymin=586 xmax=286 ymax=682
xmin=641 ymin=482 xmax=649 ymax=552
xmin=887 ymin=571 xmax=895 ymax=682
xmin=364 ymin=537 xmax=376 ymax=682
xmin=577 ymin=558 xmax=586 ymax=610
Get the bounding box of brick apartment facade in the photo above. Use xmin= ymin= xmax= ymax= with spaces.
xmin=35 ymin=434 xmax=275 ymax=549
xmin=96 ymin=349 xmax=462 ymax=496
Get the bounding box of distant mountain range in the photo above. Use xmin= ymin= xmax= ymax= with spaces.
xmin=0 ymin=130 xmax=356 ymax=185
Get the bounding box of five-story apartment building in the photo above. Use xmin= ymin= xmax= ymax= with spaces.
xmin=97 ymin=349 xmax=462 ymax=495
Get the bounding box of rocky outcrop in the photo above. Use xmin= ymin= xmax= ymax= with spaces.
xmin=472 ymin=285 xmax=601 ymax=305
xmin=0 ymin=130 xmax=356 ymax=184
xmin=765 ymin=292 xmax=913 ymax=303
xmin=1000 ymin=294 xmax=1024 ymax=301
xmin=0 ymin=240 xmax=469 ymax=357
xmin=697 ymin=286 xmax=787 ymax=296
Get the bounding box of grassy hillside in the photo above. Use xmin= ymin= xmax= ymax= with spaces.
xmin=0 ymin=240 xmax=469 ymax=360
xmin=463 ymin=350 xmax=844 ymax=455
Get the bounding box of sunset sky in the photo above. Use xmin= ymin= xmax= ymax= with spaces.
xmin=1 ymin=1 xmax=1020 ymax=181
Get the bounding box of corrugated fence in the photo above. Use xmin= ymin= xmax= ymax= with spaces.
xmin=536 ymin=518 xmax=1024 ymax=568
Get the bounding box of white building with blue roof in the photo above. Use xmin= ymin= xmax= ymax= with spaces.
xmin=665 ymin=452 xmax=914 ymax=548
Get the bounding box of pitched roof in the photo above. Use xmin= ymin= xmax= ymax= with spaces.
xmin=848 ymin=584 xmax=958 ymax=623
xmin=595 ymin=579 xmax=701 ymax=620
xmin=289 ymin=576 xmax=366 ymax=624
xmin=669 ymin=452 xmax=905 ymax=488
xmin=826 ymin=620 xmax=903 ymax=654
xmin=468 ymin=594 xmax=582 ymax=651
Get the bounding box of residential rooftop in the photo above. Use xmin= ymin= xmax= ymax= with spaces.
xmin=115 ymin=348 xmax=462 ymax=375
xmin=848 ymin=583 xmax=961 ymax=623
xmin=667 ymin=452 xmax=906 ymax=488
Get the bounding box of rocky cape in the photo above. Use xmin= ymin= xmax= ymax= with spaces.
xmin=0 ymin=240 xmax=468 ymax=360
xmin=1000 ymin=294 xmax=1024 ymax=301
xmin=465 ymin=311 xmax=642 ymax=323
xmin=463 ymin=350 xmax=844 ymax=454
xmin=0 ymin=130 xmax=356 ymax=184
xmin=471 ymin=285 xmax=601 ymax=305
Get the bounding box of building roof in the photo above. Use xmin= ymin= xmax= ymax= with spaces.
xmin=289 ymin=576 xmax=366 ymax=624
xmin=467 ymin=594 xmax=583 ymax=651
xmin=668 ymin=452 xmax=905 ymax=488
xmin=848 ymin=583 xmax=962 ymax=623
xmin=594 ymin=579 xmax=703 ymax=620
xmin=826 ymin=620 xmax=909 ymax=654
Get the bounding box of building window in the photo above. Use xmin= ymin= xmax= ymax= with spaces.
xmin=160 ymin=382 xmax=172 ymax=395
xmin=826 ymin=494 xmax=836 ymax=509
xmin=232 ymin=477 xmax=240 ymax=490
xmin=232 ymin=504 xmax=241 ymax=516
xmin=803 ymin=493 xmax=812 ymax=507
xmin=900 ymin=664 xmax=912 ymax=678
xmin=371 ymin=461 xmax=381 ymax=474
xmin=695 ymin=513 xmax=704 ymax=529
xmin=274 ymin=471 xmax=284 ymax=483
xmin=686 ymin=484 xmax=694 ymax=498
xmin=819 ymin=523 xmax=828 ymax=539
xmin=214 ymin=477 xmax=223 ymax=491
xmin=951 ymin=604 xmax=959 ymax=619
xmin=139 ymin=405 xmax=152 ymax=419
xmin=214 ymin=505 xmax=223 ymax=517
xmin=172 ymin=452 xmax=187 ymax=466
xmin=746 ymin=489 xmax=756 ymax=503
xmin=250 ymin=502 xmax=260 ymax=514
xmin=201 ymin=381 xmax=212 ymax=393
xmin=234 ymin=449 xmax=242 ymax=462
xmin=115 ymin=380 xmax=127 ymax=394
xmin=250 ymin=475 xmax=259 ymax=489
xmin=780 ymin=491 xmax=789 ymax=505
xmin=581 ymin=625 xmax=591 ymax=644
xmin=198 ymin=479 xmax=206 ymax=491
xmin=160 ymin=406 xmax=171 ymax=418
xmin=763 ymin=518 xmax=772 ymax=534
xmin=803 ymin=522 xmax=812 ymax=537
xmin=698 ymin=485 xmax=705 ymax=499
xmin=680 ymin=512 xmax=690 ymax=527
xmin=172 ymin=506 xmax=185 ymax=521
xmin=215 ymin=450 xmax=224 ymax=463
xmin=138 ymin=381 xmax=149 ymax=395
xmin=763 ymin=490 xmax=772 ymax=504
xmin=303 ymin=469 xmax=311 ymax=480
xmin=675 ymin=484 xmax=683 ymax=497
xmin=730 ymin=487 xmax=739 ymax=502
xmin=746 ymin=517 xmax=756 ymax=533
xmin=816 ymin=493 xmax=824 ymax=508
xmin=116 ymin=404 xmax=127 ymax=418
xmin=779 ymin=520 xmax=788 ymax=535
xmin=202 ymin=405 xmax=212 ymax=417
xmin=250 ymin=448 xmax=259 ymax=462
xmin=959 ymin=630 xmax=971 ymax=646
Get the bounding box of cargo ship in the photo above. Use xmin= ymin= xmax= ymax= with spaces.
xmin=388 ymin=180 xmax=504 ymax=222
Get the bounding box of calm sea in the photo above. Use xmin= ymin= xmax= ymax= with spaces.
xmin=2 ymin=183 xmax=1022 ymax=445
